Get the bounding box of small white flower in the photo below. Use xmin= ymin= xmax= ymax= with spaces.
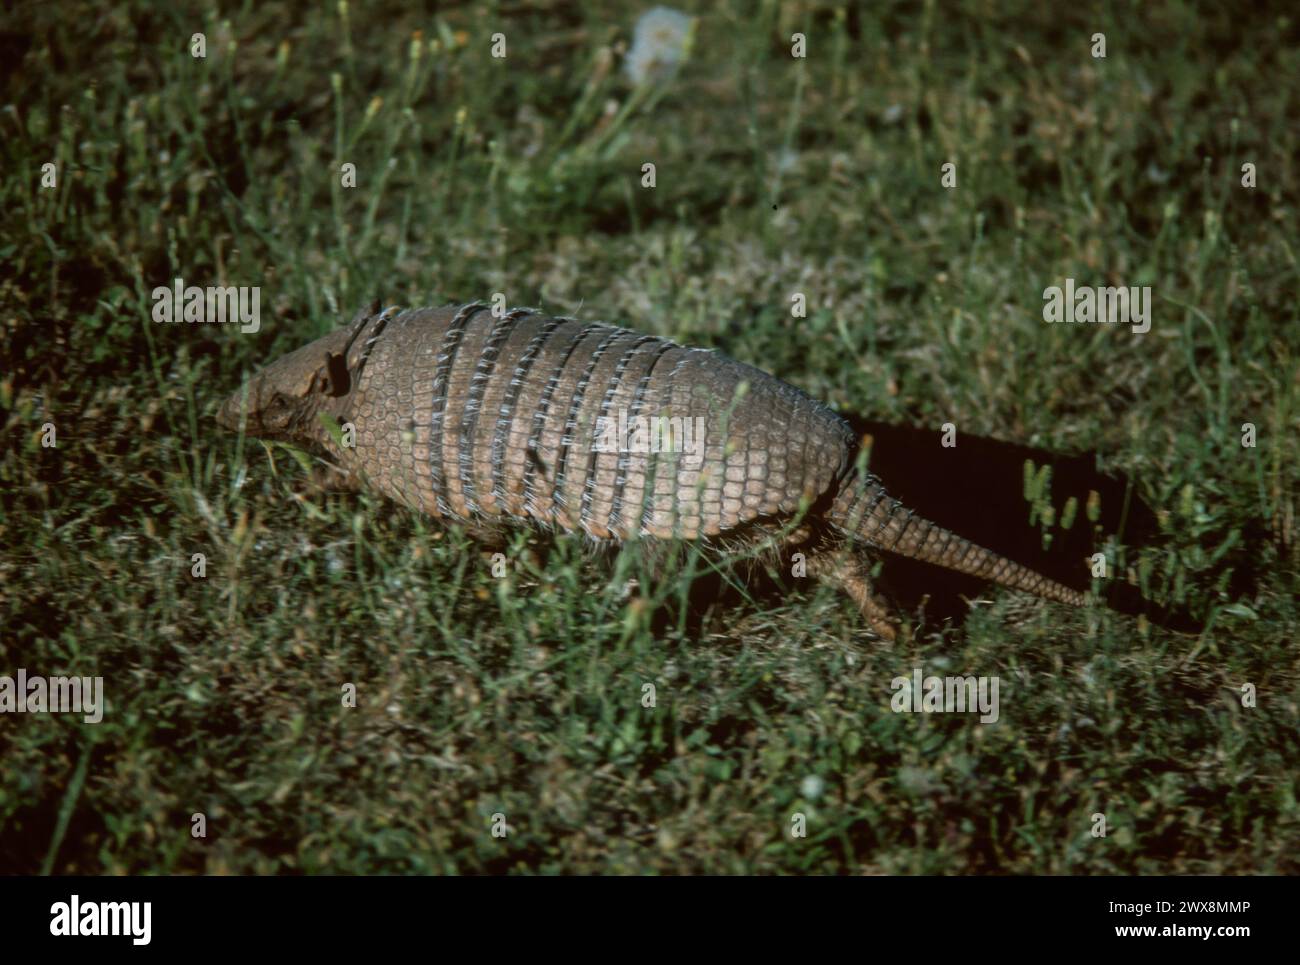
xmin=775 ymin=148 xmax=799 ymax=174
xmin=800 ymin=774 xmax=825 ymax=800
xmin=625 ymin=7 xmax=694 ymax=85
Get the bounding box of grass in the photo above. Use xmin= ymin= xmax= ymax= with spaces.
xmin=1 ymin=0 xmax=1297 ymax=874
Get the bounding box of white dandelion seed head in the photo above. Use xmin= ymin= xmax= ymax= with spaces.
xmin=625 ymin=6 xmax=695 ymax=85
xmin=800 ymin=774 xmax=825 ymax=800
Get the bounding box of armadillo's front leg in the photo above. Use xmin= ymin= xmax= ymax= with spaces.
xmin=805 ymin=548 xmax=899 ymax=641
xmin=308 ymin=461 xmax=364 ymax=493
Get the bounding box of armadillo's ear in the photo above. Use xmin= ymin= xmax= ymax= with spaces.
xmin=322 ymin=352 xmax=352 ymax=397
xmin=343 ymin=298 xmax=383 ymax=332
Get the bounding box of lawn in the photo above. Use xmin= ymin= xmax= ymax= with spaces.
xmin=1 ymin=0 xmax=1297 ymax=873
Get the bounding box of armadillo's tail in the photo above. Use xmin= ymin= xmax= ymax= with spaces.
xmin=828 ymin=472 xmax=1088 ymax=607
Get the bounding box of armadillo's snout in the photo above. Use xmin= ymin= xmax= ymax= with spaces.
xmin=216 ymin=387 xmax=249 ymax=432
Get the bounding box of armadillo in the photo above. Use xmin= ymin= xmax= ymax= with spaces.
xmin=217 ymin=301 xmax=1088 ymax=638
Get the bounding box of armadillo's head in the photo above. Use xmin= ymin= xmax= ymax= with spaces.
xmin=217 ymin=327 xmax=358 ymax=444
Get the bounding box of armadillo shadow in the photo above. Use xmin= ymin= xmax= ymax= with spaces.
xmin=673 ymin=419 xmax=1204 ymax=637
